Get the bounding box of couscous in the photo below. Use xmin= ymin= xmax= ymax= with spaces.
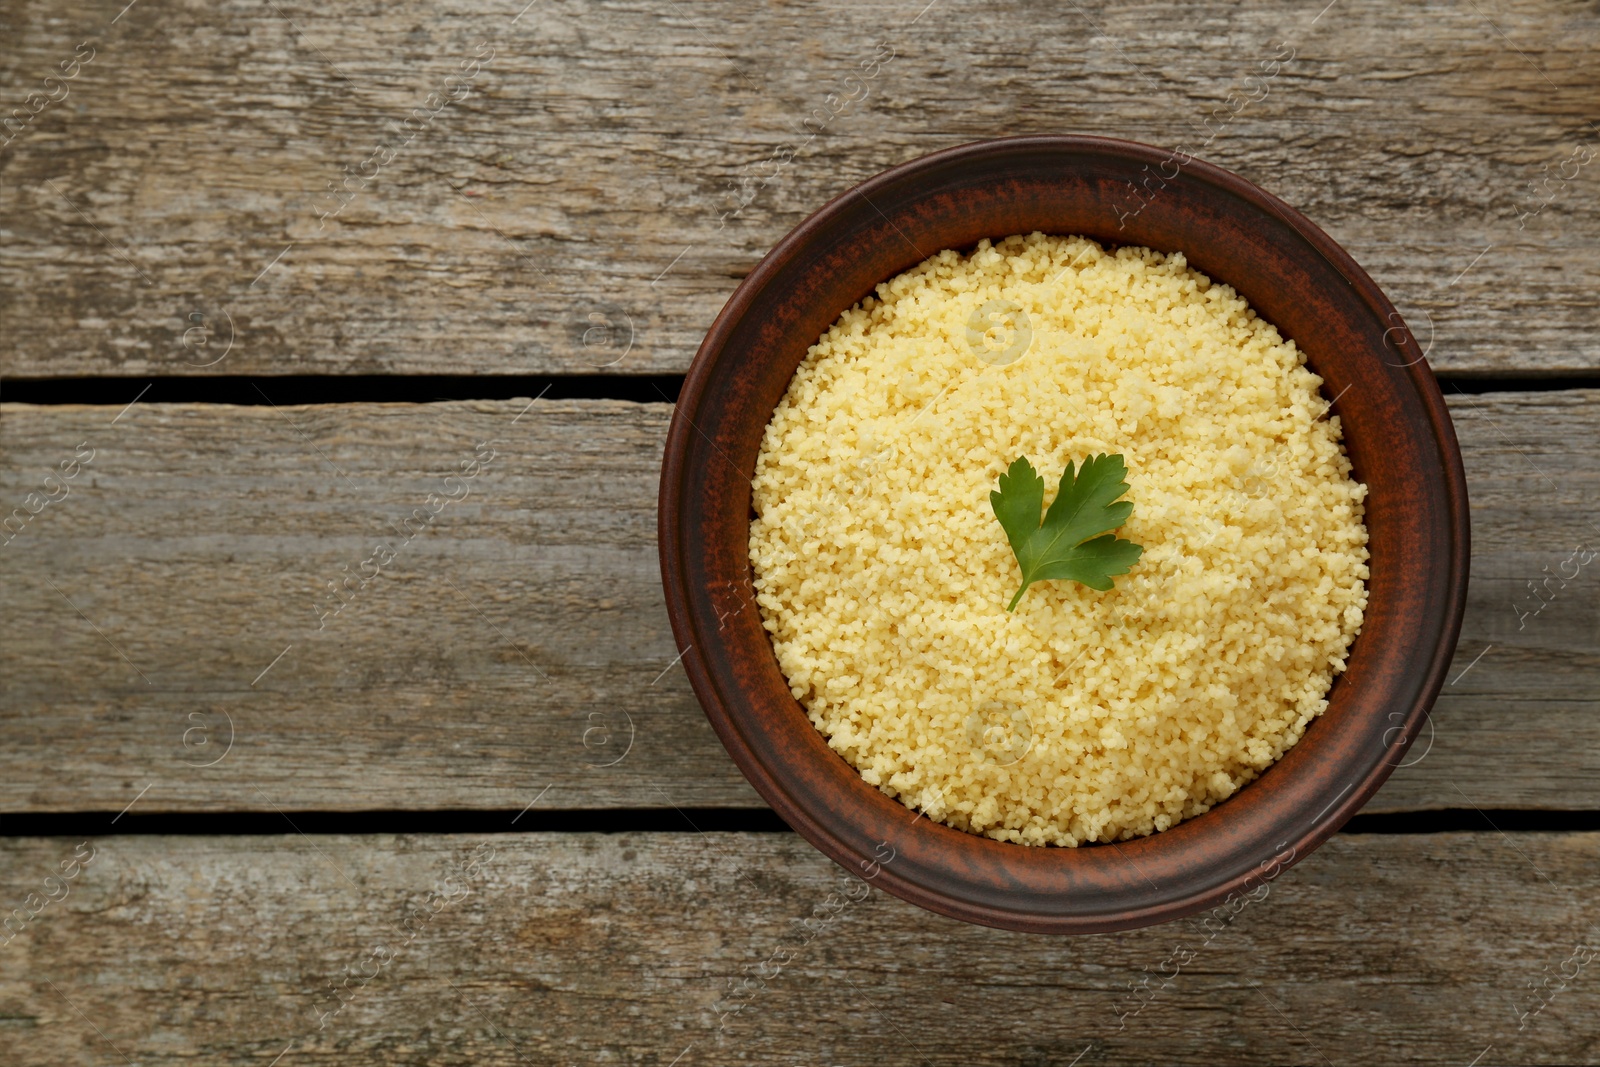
xmin=749 ymin=233 xmax=1369 ymax=846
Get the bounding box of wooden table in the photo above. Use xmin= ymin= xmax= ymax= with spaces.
xmin=2 ymin=0 xmax=1597 ymax=1062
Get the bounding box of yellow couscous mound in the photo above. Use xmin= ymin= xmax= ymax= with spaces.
xmin=748 ymin=233 xmax=1369 ymax=847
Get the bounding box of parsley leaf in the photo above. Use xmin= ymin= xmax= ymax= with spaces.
xmin=990 ymin=454 xmax=1144 ymax=611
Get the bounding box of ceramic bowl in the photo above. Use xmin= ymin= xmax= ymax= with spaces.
xmin=658 ymin=135 xmax=1469 ymax=933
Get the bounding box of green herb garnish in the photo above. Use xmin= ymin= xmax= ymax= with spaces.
xmin=990 ymin=454 xmax=1144 ymax=611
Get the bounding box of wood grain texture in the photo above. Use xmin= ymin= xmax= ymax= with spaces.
xmin=1 ymin=0 xmax=1597 ymax=377
xmin=0 ymin=390 xmax=1595 ymax=814
xmin=0 ymin=831 xmax=1596 ymax=1065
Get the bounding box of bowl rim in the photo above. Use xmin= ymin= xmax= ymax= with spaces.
xmin=659 ymin=133 xmax=1470 ymax=932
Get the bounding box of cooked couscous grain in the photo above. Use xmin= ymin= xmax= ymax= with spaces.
xmin=748 ymin=233 xmax=1369 ymax=847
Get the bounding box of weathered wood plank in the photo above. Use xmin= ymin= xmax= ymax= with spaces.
xmin=0 ymin=397 xmax=745 ymax=811
xmin=1 ymin=0 xmax=1597 ymax=377
xmin=1416 ymin=389 xmax=1600 ymax=814
xmin=0 ymin=831 xmax=1595 ymax=1064
xmin=0 ymin=391 xmax=1595 ymax=813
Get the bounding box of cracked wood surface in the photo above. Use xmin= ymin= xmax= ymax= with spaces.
xmin=0 ymin=831 xmax=1596 ymax=1065
xmin=1 ymin=0 xmax=1598 ymax=377
xmin=0 ymin=390 xmax=1594 ymax=813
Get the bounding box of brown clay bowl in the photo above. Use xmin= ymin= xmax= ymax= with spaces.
xmin=658 ymin=135 xmax=1469 ymax=933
